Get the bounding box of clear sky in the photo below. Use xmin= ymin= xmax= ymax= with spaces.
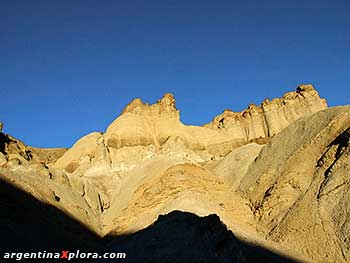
xmin=1 ymin=0 xmax=349 ymax=148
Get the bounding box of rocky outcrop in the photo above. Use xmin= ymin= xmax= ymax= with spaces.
xmin=204 ymin=84 xmax=327 ymax=141
xmin=121 ymin=93 xmax=179 ymax=117
xmin=0 ymin=132 xmax=67 ymax=170
xmin=54 ymin=85 xmax=327 ymax=180
xmin=49 ymin=86 xmax=333 ymax=239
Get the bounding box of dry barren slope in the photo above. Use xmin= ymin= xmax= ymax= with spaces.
xmin=239 ymin=106 xmax=350 ymax=263
xmin=0 ymin=84 xmax=347 ymax=263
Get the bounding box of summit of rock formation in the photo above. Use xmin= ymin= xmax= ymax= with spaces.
xmin=1 ymin=84 xmax=349 ymax=263
xmin=204 ymin=84 xmax=327 ymax=141
xmin=122 ymin=93 xmax=179 ymax=117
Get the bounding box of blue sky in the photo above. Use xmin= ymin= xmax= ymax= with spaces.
xmin=1 ymin=0 xmax=349 ymax=148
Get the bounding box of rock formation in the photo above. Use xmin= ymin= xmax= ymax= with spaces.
xmin=0 ymin=84 xmax=349 ymax=263
xmin=204 ymin=84 xmax=327 ymax=141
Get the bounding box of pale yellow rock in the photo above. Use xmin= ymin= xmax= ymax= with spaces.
xmin=209 ymin=143 xmax=264 ymax=190
xmin=53 ymin=132 xmax=103 ymax=173
xmin=1 ymin=85 xmax=346 ymax=263
xmin=108 ymin=163 xmax=256 ymax=236
xmin=204 ymin=84 xmax=327 ymax=140
xmin=55 ymin=86 xmax=327 ymax=180
xmin=0 ymin=152 xmax=7 ymax=166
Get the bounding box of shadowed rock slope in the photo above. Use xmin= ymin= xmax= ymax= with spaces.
xmin=106 ymin=211 xmax=296 ymax=263
xmin=0 ymin=178 xmax=100 ymax=253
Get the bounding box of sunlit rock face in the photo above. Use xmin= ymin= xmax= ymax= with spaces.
xmin=204 ymin=84 xmax=327 ymax=141
xmin=2 ymin=84 xmax=350 ymax=263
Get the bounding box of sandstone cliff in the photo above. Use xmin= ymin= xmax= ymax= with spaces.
xmin=205 ymin=84 xmax=327 ymax=141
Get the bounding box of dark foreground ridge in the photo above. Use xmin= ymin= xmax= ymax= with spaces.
xmin=105 ymin=210 xmax=298 ymax=263
xmin=0 ymin=177 xmax=298 ymax=262
xmin=0 ymin=178 xmax=101 ymax=253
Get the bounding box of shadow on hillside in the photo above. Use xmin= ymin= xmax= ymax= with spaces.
xmin=0 ymin=178 xmax=101 ymax=253
xmin=104 ymin=211 xmax=300 ymax=263
xmin=0 ymin=132 xmax=11 ymax=153
xmin=0 ymin=178 xmax=301 ymax=263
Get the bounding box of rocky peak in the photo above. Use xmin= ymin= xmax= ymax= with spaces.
xmin=122 ymin=93 xmax=179 ymax=119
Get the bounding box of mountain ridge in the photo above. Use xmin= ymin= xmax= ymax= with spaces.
xmin=0 ymin=84 xmax=349 ymax=263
